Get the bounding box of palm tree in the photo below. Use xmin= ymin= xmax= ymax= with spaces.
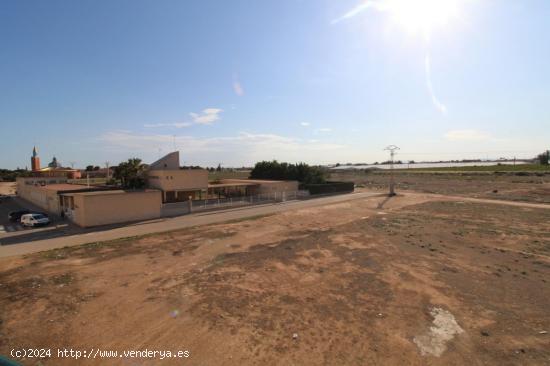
xmin=114 ymin=158 xmax=147 ymax=189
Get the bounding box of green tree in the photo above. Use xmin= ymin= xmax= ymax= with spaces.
xmin=537 ymin=150 xmax=549 ymax=165
xmin=250 ymin=160 xmax=326 ymax=184
xmin=0 ymin=169 xmax=32 ymax=182
xmin=113 ymin=158 xmax=146 ymax=189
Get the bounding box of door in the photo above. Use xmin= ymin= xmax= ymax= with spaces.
xmin=165 ymin=190 xmax=177 ymax=203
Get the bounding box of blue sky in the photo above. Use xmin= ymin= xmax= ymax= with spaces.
xmin=1 ymin=0 xmax=549 ymax=169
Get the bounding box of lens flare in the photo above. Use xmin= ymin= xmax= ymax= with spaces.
xmin=333 ymin=0 xmax=463 ymax=114
xmin=386 ymin=0 xmax=460 ymax=37
xmin=333 ymin=0 xmax=461 ymax=38
xmin=170 ymin=309 xmax=180 ymax=318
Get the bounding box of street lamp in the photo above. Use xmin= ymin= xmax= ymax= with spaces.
xmin=384 ymin=145 xmax=400 ymax=196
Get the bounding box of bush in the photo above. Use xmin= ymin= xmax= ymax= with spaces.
xmin=0 ymin=169 xmax=32 ymax=182
xmin=303 ymin=181 xmax=355 ymax=195
xmin=250 ymin=161 xmax=326 ymax=184
xmin=537 ymin=150 xmax=549 ymax=165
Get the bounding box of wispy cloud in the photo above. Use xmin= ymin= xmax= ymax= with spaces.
xmin=99 ymin=130 xmax=348 ymax=165
xmin=144 ymin=122 xmax=192 ymax=129
xmin=444 ymin=129 xmax=491 ymax=141
xmin=144 ymin=107 xmax=224 ymax=129
xmin=316 ymin=128 xmax=332 ymax=133
xmin=300 ymin=122 xmax=311 ymax=127
xmin=190 ymin=108 xmax=223 ymax=125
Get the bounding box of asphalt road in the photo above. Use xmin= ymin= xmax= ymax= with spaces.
xmin=1 ymin=190 xmax=549 ymax=259
xmin=0 ymin=192 xmax=384 ymax=258
xmin=0 ymin=195 xmax=71 ymax=237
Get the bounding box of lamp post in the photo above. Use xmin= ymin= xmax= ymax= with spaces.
xmin=384 ymin=145 xmax=400 ymax=196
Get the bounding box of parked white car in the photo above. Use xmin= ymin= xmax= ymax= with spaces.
xmin=20 ymin=213 xmax=50 ymax=227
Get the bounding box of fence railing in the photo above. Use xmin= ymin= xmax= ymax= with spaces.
xmin=161 ymin=190 xmax=310 ymax=217
xmin=67 ymin=178 xmax=108 ymax=185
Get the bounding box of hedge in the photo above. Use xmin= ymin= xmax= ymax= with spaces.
xmin=303 ymin=181 xmax=355 ymax=195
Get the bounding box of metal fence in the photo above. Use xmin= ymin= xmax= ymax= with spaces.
xmin=161 ymin=190 xmax=310 ymax=217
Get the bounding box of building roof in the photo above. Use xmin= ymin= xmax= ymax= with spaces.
xmin=149 ymin=151 xmax=180 ymax=170
xmin=36 ymin=184 xmax=97 ymax=192
xmin=39 ymin=166 xmax=79 ymax=172
xmin=208 ymin=182 xmax=260 ymax=188
xmin=220 ymin=179 xmax=292 ymax=184
xmin=61 ymin=189 xmax=160 ymax=196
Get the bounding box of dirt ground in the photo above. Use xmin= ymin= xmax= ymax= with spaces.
xmin=330 ymin=170 xmax=550 ymax=204
xmin=0 ymin=182 xmax=16 ymax=196
xmin=1 ymin=192 xmax=549 ymax=365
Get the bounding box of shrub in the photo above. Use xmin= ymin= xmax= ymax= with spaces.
xmin=537 ymin=150 xmax=549 ymax=165
xmin=250 ymin=161 xmax=326 ymax=184
xmin=303 ymin=181 xmax=355 ymax=195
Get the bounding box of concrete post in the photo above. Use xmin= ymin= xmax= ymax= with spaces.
xmin=188 ymin=197 xmax=193 ymax=213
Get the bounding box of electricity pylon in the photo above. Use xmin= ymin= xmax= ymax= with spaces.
xmin=384 ymin=145 xmax=400 ymax=196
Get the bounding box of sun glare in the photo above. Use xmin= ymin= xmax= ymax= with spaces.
xmin=384 ymin=0 xmax=460 ymax=36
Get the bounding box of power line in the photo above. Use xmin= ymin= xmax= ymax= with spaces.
xmin=384 ymin=145 xmax=400 ymax=196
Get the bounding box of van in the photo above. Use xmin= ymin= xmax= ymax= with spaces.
xmin=20 ymin=213 xmax=50 ymax=227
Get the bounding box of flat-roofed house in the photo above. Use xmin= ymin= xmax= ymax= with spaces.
xmin=60 ymin=189 xmax=161 ymax=227
xmin=16 ymin=179 xmax=111 ymax=215
xmin=146 ymin=152 xmax=209 ymax=203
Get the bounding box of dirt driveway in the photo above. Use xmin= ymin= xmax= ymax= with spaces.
xmin=0 ymin=193 xmax=549 ymax=365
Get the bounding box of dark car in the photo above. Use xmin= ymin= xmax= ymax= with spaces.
xmin=8 ymin=210 xmax=30 ymax=222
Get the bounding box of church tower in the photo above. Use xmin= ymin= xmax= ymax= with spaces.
xmin=31 ymin=146 xmax=41 ymax=171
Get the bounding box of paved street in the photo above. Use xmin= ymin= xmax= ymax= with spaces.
xmin=0 ymin=195 xmax=73 ymax=236
xmin=2 ymin=190 xmax=549 ymax=259
xmin=0 ymin=192 xmax=384 ymax=258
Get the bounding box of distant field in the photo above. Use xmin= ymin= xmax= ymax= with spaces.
xmin=394 ymin=164 xmax=550 ymax=172
xmin=208 ymin=170 xmax=251 ymax=181
xmin=330 ymin=169 xmax=550 ymax=204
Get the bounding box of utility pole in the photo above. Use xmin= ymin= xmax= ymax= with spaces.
xmin=384 ymin=145 xmax=400 ymax=196
xmin=105 ymin=161 xmax=110 ymax=180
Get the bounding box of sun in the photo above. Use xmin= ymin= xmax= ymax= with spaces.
xmin=383 ymin=0 xmax=460 ymax=36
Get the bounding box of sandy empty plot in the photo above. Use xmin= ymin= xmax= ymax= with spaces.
xmin=331 ymin=170 xmax=550 ymax=204
xmin=0 ymin=182 xmax=16 ymax=196
xmin=0 ymin=194 xmax=549 ymax=365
